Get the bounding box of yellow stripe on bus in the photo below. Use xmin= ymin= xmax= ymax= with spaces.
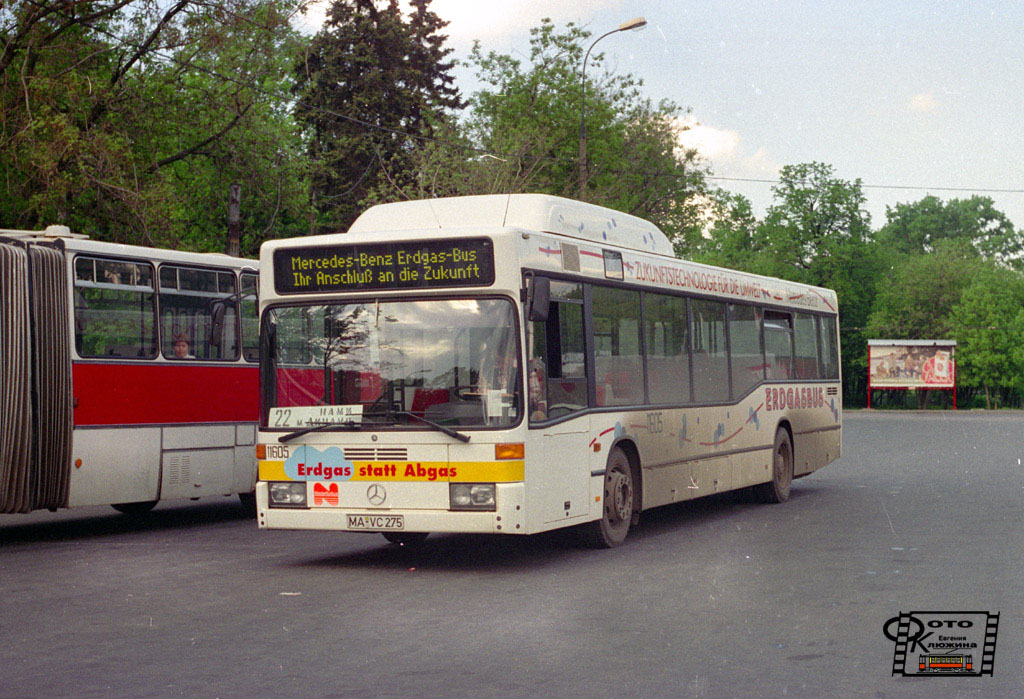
xmin=258 ymin=460 xmax=524 ymax=483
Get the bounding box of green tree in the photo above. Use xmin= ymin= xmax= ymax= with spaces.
xmin=752 ymin=162 xmax=873 ymax=279
xmin=363 ymin=20 xmax=709 ymax=245
xmin=468 ymin=20 xmax=708 ymax=242
xmin=866 ymin=239 xmax=982 ymax=340
xmin=293 ymin=0 xmax=463 ymax=232
xmin=877 ymin=195 xmax=1024 ymax=267
xmin=949 ymin=266 xmax=1024 ymax=408
xmin=0 ymin=0 xmax=311 ymax=252
xmin=685 ymin=190 xmax=761 ymax=270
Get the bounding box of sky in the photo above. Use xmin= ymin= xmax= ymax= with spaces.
xmin=297 ymin=0 xmax=1024 ymax=230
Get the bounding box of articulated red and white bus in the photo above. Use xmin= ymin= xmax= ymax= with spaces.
xmin=0 ymin=226 xmax=259 ymax=515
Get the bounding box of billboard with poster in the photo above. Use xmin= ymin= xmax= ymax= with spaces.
xmin=868 ymin=340 xmax=956 ymax=389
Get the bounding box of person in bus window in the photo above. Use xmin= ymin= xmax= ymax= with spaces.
xmin=528 ymin=357 xmax=547 ymax=421
xmin=481 ymin=348 xmax=517 ymax=395
xmin=172 ymin=331 xmax=195 ymax=359
xmin=476 ymin=346 xmax=519 ymax=422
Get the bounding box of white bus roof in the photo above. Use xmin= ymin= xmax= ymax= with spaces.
xmin=0 ymin=225 xmax=85 ymax=239
xmin=1 ymin=227 xmax=255 ymax=267
xmin=348 ymin=194 xmax=675 ymax=257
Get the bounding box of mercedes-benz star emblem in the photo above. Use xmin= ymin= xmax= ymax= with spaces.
xmin=367 ymin=484 xmax=387 ymax=506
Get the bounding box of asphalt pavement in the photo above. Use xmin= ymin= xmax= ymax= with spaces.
xmin=1 ymin=410 xmax=1021 ymax=697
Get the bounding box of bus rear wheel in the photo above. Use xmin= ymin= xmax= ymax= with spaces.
xmin=754 ymin=429 xmax=793 ymax=504
xmin=111 ymin=500 xmax=158 ymax=516
xmin=580 ymin=447 xmax=634 ymax=548
xmin=382 ymin=532 xmax=429 ymax=546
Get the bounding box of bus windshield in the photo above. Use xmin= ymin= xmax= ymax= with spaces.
xmin=264 ymin=298 xmax=521 ymax=429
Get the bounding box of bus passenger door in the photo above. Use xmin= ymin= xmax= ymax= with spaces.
xmin=527 ymin=293 xmax=590 ymax=526
xmin=535 ymin=414 xmax=590 ymax=525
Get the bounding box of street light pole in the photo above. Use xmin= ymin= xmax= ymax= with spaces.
xmin=578 ymin=17 xmax=647 ymax=201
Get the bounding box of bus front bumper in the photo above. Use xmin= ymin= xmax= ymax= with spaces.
xmin=255 ymin=481 xmax=527 ymax=534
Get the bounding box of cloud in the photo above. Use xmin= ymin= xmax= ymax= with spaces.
xmin=909 ymin=92 xmax=938 ymax=113
xmin=295 ymin=0 xmax=624 ymax=47
xmin=435 ymin=0 xmax=623 ymax=46
xmin=674 ymin=116 xmax=778 ymax=176
xmin=675 ymin=116 xmax=741 ymax=161
xmin=673 ymin=116 xmax=781 ymax=225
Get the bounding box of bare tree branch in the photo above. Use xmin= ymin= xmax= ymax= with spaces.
xmin=108 ymin=0 xmax=189 ymax=89
xmin=146 ymin=102 xmax=252 ymax=173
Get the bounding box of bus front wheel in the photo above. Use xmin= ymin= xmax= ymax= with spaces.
xmin=754 ymin=429 xmax=793 ymax=504
xmin=580 ymin=447 xmax=634 ymax=548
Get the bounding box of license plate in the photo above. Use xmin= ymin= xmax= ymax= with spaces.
xmin=347 ymin=514 xmax=404 ymax=531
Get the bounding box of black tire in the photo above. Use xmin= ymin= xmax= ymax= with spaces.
xmin=580 ymin=446 xmax=635 ymax=548
xmin=382 ymin=532 xmax=429 ymax=546
xmin=238 ymin=491 xmax=257 ymax=517
xmin=753 ymin=428 xmax=793 ymax=504
xmin=111 ymin=500 xmax=158 ymax=516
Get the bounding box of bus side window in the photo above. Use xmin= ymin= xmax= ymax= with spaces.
xmin=819 ymin=316 xmax=840 ymax=379
xmin=644 ymin=292 xmax=691 ymax=405
xmin=241 ymin=272 xmax=259 ymax=362
xmin=159 ymin=265 xmax=239 ymax=361
xmin=529 ymin=297 xmax=586 ymax=422
xmin=691 ymin=298 xmax=730 ymax=403
xmin=74 ymin=256 xmax=157 ymax=359
xmin=728 ymin=303 xmax=763 ymax=399
xmin=793 ymin=312 xmax=820 ymax=379
xmin=592 ymin=285 xmax=642 ymax=406
xmin=763 ymin=310 xmax=794 ymax=381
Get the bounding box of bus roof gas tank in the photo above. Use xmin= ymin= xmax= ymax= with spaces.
xmin=348 ymin=194 xmax=674 ymax=257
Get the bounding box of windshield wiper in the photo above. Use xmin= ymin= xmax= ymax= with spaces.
xmin=278 ymin=419 xmax=374 ymax=443
xmin=398 ymin=411 xmax=471 ymax=443
xmin=364 ymin=410 xmax=471 ymax=443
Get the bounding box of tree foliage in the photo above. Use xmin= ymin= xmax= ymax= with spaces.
xmin=363 ymin=19 xmax=710 ymax=244
xmin=869 ymin=196 xmax=1024 ymax=406
xmin=1 ymin=0 xmax=310 ymax=253
xmin=293 ymin=0 xmax=462 ymax=232
xmin=866 ymin=240 xmax=981 ymax=340
xmin=949 ymin=267 xmax=1024 ymax=407
xmin=877 ymin=195 xmax=1024 ymax=266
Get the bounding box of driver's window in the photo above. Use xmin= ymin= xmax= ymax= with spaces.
xmin=529 ymin=281 xmax=586 ymax=423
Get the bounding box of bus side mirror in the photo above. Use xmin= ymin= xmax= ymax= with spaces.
xmin=526 ymin=276 xmax=550 ymax=322
xmin=210 ymin=301 xmax=226 ymax=348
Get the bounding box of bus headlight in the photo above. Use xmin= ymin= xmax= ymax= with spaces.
xmin=449 ymin=483 xmax=496 ymax=511
xmin=269 ymin=482 xmax=308 ymax=508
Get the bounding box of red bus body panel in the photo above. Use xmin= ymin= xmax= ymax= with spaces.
xmin=73 ymin=362 xmax=259 ymax=426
